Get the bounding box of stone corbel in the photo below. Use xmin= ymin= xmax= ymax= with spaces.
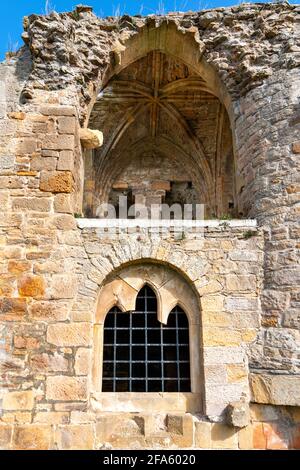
xmin=80 ymin=128 xmax=103 ymax=149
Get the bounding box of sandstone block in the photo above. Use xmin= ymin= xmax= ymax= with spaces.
xmin=31 ymin=156 xmax=57 ymax=171
xmin=250 ymin=374 xmax=300 ymax=406
xmin=47 ymin=323 xmax=92 ymax=347
xmin=8 ymin=111 xmax=26 ymax=120
xmin=58 ymin=117 xmax=76 ymax=135
xmin=226 ymin=297 xmax=258 ymax=311
xmin=40 ymin=106 xmax=75 ymax=116
xmin=226 ymin=364 xmax=248 ymax=383
xmin=203 ymin=346 xmax=244 ymax=365
xmin=30 ymin=352 xmax=69 ymax=372
xmin=17 ymin=138 xmax=38 ymax=154
xmin=8 ymin=260 xmax=31 ymax=274
xmin=263 ymin=423 xmax=289 ymax=450
xmin=75 ymin=348 xmax=91 ymax=375
xmin=12 ymin=425 xmax=53 ymax=450
xmin=203 ymin=327 xmax=241 ymax=347
xmin=166 ymin=413 xmax=193 ymax=447
xmin=238 ymin=425 xmax=253 ymax=450
xmin=292 ymin=141 xmax=300 ymax=154
xmin=50 ymin=274 xmax=77 ymax=299
xmin=3 ymin=391 xmax=34 ymax=411
xmin=211 ymin=423 xmax=238 ymax=449
xmin=14 ymin=336 xmax=40 ymax=350
xmin=229 ymin=251 xmax=258 ymax=262
xmin=34 ymin=412 xmax=69 ymax=425
xmin=40 ymin=170 xmax=73 ymax=193
xmin=151 ymin=180 xmax=171 ymax=191
xmin=50 ymin=214 xmax=77 ymax=230
xmin=0 ymin=425 xmax=13 ymax=449
xmin=12 ymin=197 xmax=51 ymax=212
xmin=56 ymin=424 xmax=94 ymax=450
xmin=253 ymin=422 xmax=266 ymax=449
xmin=194 ymin=421 xmax=211 ymax=449
xmin=28 ymin=301 xmax=69 ymax=321
xmin=54 ymin=193 xmax=72 ymax=213
xmin=18 ymin=274 xmax=45 ymax=298
xmin=226 ymin=274 xmax=256 ymax=292
xmin=46 ymin=376 xmax=87 ymax=401
xmin=201 ymin=295 xmax=224 ymax=311
xmin=0 ymin=155 xmax=14 ymax=170
xmin=79 ymin=128 xmax=103 ymax=149
xmin=0 ymin=297 xmax=27 ymax=320
xmin=42 ymin=134 xmax=74 ymax=150
xmin=57 ymin=150 xmax=74 ymax=171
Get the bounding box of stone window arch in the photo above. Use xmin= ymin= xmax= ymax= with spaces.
xmin=102 ymin=284 xmax=191 ymax=393
xmin=91 ymin=262 xmax=202 ymax=413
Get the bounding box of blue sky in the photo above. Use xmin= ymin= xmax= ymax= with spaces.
xmin=1 ymin=1 xmax=298 ymax=60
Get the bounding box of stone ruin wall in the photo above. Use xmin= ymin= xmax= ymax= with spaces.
xmin=0 ymin=3 xmax=299 ymax=449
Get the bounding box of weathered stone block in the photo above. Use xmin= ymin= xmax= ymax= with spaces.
xmin=211 ymin=423 xmax=238 ymax=449
xmin=50 ymin=214 xmax=77 ymax=230
xmin=30 ymin=352 xmax=69 ymax=372
xmin=47 ymin=323 xmax=92 ymax=347
xmin=0 ymin=425 xmax=13 ymax=449
xmin=50 ymin=274 xmax=77 ymax=299
xmin=238 ymin=425 xmax=253 ymax=450
xmin=17 ymin=138 xmax=38 ymax=154
xmin=292 ymin=141 xmax=300 ymax=154
xmin=42 ymin=134 xmax=74 ymax=150
xmin=194 ymin=421 xmax=211 ymax=448
xmin=55 ymin=424 xmax=94 ymax=449
xmin=58 ymin=117 xmax=76 ymax=135
xmin=203 ymin=327 xmax=241 ymax=347
xmin=40 ymin=106 xmax=75 ymax=116
xmin=54 ymin=193 xmax=72 ymax=213
xmin=201 ymin=295 xmax=224 ymax=311
xmin=226 ymin=274 xmax=256 ymax=292
xmin=75 ymin=348 xmax=91 ymax=375
xmin=46 ymin=376 xmax=87 ymax=401
xmin=12 ymin=197 xmax=51 ymax=212
xmin=250 ymin=374 xmax=300 ymax=406
xmin=14 ymin=336 xmax=40 ymax=350
xmin=34 ymin=412 xmax=69 ymax=425
xmin=226 ymin=401 xmax=250 ymax=428
xmin=226 ymin=297 xmax=258 ymax=311
xmin=263 ymin=423 xmax=289 ymax=450
xmin=3 ymin=391 xmax=34 ymax=411
xmin=40 ymin=170 xmax=73 ymax=193
xmin=31 ymin=156 xmax=57 ymax=171
xmin=28 ymin=300 xmax=69 ymax=321
xmin=12 ymin=425 xmax=53 ymax=450
xmin=18 ymin=274 xmax=46 ymax=298
xmin=0 ymin=297 xmax=27 ymax=320
xmin=226 ymin=364 xmax=247 ymax=383
xmin=57 ymin=150 xmax=74 ymax=171
xmin=8 ymin=260 xmax=31 ymax=274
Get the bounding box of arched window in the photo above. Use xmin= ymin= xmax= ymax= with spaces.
xmin=102 ymin=285 xmax=191 ymax=392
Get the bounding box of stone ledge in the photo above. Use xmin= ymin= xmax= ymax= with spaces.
xmin=77 ymin=218 xmax=257 ymax=229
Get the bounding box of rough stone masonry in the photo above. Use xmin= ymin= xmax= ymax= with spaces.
xmin=0 ymin=3 xmax=299 ymax=449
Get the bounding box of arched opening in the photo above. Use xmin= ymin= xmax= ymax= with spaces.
xmin=83 ymin=24 xmax=237 ymax=220
xmin=92 ymin=261 xmax=202 ymax=413
xmin=102 ymin=285 xmax=191 ymax=393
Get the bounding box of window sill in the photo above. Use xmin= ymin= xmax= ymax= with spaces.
xmin=90 ymin=392 xmax=201 ymax=413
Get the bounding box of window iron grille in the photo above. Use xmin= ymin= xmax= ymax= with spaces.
xmin=102 ymin=285 xmax=191 ymax=392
